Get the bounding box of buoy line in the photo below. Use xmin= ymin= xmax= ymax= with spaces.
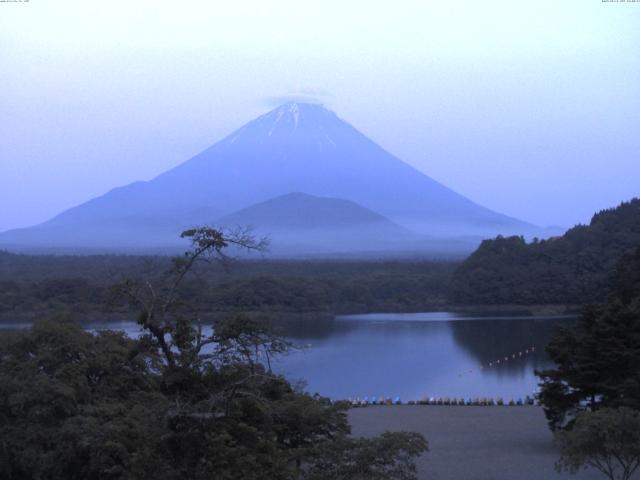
xmin=343 ymin=396 xmax=538 ymax=407
xmin=457 ymin=345 xmax=536 ymax=378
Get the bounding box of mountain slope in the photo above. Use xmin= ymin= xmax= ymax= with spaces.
xmin=216 ymin=192 xmax=419 ymax=254
xmin=0 ymin=207 xmax=220 ymax=251
xmin=449 ymin=198 xmax=640 ymax=305
xmin=218 ymin=192 xmax=405 ymax=231
xmin=0 ymin=102 xmax=538 ymax=253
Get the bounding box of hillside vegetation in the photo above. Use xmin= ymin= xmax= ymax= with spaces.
xmin=449 ymin=199 xmax=640 ymax=305
xmin=0 ymin=254 xmax=455 ymax=321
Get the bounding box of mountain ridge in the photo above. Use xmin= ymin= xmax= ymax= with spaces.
xmin=214 ymin=192 xmax=422 ymax=254
xmin=0 ymin=102 xmax=544 ymax=254
xmin=218 ymin=192 xmax=406 ymax=230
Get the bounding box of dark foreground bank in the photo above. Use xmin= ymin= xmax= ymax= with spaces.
xmin=349 ymin=406 xmax=635 ymax=480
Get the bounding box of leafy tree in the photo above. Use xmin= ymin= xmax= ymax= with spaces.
xmin=537 ymin=247 xmax=640 ymax=430
xmin=0 ymin=227 xmax=428 ymax=480
xmin=0 ymin=317 xmax=169 ymax=480
xmin=555 ymin=407 xmax=640 ymax=480
xmin=303 ymin=431 xmax=428 ymax=480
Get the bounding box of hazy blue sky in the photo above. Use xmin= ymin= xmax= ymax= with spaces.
xmin=1 ymin=0 xmax=639 ymax=232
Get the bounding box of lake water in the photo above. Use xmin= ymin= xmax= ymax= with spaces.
xmin=273 ymin=312 xmax=575 ymax=401
xmin=1 ymin=312 xmax=575 ymax=401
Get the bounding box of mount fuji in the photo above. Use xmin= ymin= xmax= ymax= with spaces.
xmin=0 ymin=102 xmax=543 ymax=255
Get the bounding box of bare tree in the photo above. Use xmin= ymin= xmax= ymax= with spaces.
xmin=115 ymin=226 xmax=269 ymax=369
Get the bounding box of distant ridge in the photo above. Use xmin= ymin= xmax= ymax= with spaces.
xmin=0 ymin=102 xmax=544 ymax=255
xmin=219 ymin=192 xmax=405 ymax=231
xmin=216 ymin=192 xmax=419 ymax=254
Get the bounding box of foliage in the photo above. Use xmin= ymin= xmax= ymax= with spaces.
xmin=555 ymin=407 xmax=640 ymax=480
xmin=0 ymin=318 xmax=168 ymax=480
xmin=537 ymin=247 xmax=640 ymax=430
xmin=0 ymin=251 xmax=455 ymax=320
xmin=303 ymin=431 xmax=428 ymax=480
xmin=0 ymin=318 xmax=354 ymax=480
xmin=449 ymin=198 xmax=640 ymax=305
xmin=0 ymin=227 xmax=428 ymax=480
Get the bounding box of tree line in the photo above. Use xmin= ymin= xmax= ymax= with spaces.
xmin=0 ymin=252 xmax=455 ymax=321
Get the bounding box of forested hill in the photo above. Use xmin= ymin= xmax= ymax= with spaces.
xmin=449 ymin=198 xmax=640 ymax=305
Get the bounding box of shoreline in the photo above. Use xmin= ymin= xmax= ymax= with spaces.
xmin=0 ymin=304 xmax=580 ymax=325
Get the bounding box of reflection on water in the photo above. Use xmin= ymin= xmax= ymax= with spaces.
xmin=0 ymin=312 xmax=576 ymax=400
xmin=274 ymin=312 xmax=576 ymax=400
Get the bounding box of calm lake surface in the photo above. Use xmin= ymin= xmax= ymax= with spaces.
xmin=1 ymin=312 xmax=575 ymax=401
xmin=274 ymin=312 xmax=575 ymax=401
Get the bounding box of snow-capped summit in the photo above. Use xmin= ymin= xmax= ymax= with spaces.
xmin=226 ymin=102 xmax=339 ymax=148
